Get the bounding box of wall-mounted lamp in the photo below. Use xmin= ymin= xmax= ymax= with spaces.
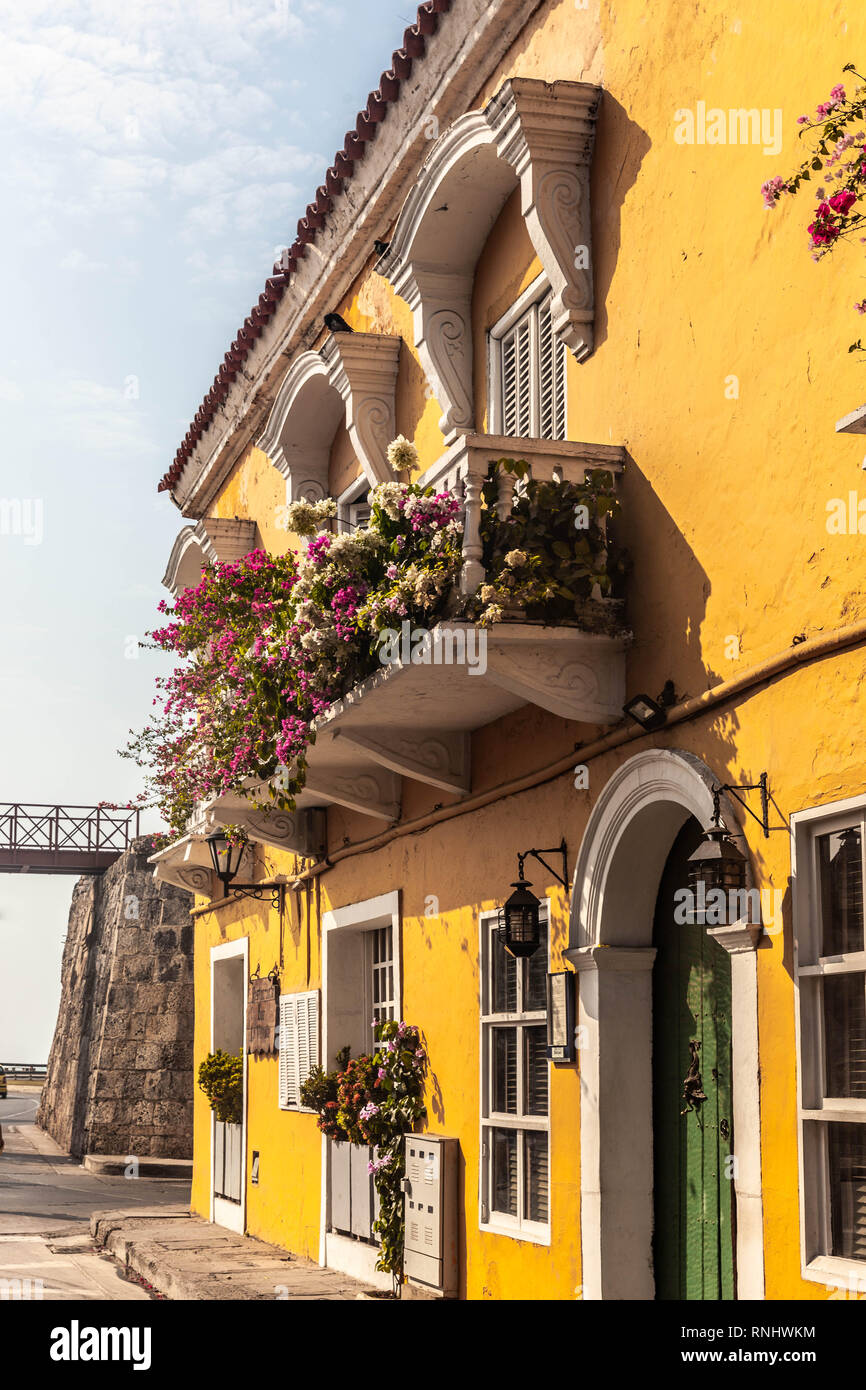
xmin=686 ymin=774 xmax=785 ymax=921
xmin=206 ymin=829 xmax=283 ymax=912
xmin=623 ymin=679 xmax=677 ymax=731
xmin=498 ymin=840 xmax=568 ymax=959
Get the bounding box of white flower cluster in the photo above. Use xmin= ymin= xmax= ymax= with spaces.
xmin=503 ymin=549 xmax=528 ymax=568
xmin=386 ymin=434 xmax=419 ymax=474
xmin=369 ymin=480 xmax=408 ymax=520
xmin=276 ymin=497 xmax=337 ymax=536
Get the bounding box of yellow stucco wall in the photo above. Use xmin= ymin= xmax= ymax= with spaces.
xmin=186 ymin=0 xmax=866 ymax=1299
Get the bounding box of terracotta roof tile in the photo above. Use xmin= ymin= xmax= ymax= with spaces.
xmin=159 ymin=0 xmax=454 ymax=494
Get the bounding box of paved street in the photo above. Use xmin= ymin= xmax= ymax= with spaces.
xmin=0 ymin=1090 xmax=191 ymax=1301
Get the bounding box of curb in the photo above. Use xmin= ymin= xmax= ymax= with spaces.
xmin=84 ymin=1154 xmax=192 ymax=1180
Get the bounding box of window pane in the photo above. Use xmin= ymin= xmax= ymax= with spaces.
xmin=524 ymin=1131 xmax=549 ymax=1224
xmin=525 ymin=1026 xmax=549 ymax=1116
xmin=824 ymin=973 xmax=866 ymax=1098
xmin=493 ymin=1028 xmax=517 ymax=1114
xmin=524 ymin=915 xmax=549 ymax=1011
xmin=828 ymin=1123 xmax=866 ymax=1261
xmin=492 ymin=1128 xmax=518 ymax=1217
xmin=492 ymin=929 xmax=517 ymax=1012
xmin=818 ymin=827 xmax=864 ymax=956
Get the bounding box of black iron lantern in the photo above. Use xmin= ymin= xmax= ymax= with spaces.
xmin=687 ymin=822 xmax=748 ymax=897
xmin=205 ymin=828 xmax=284 ymax=910
xmin=206 ymin=827 xmax=246 ymax=894
xmin=499 ymin=873 xmax=543 ymax=958
xmin=499 ymin=840 xmax=569 ymax=959
xmin=687 ymin=790 xmax=748 ymax=910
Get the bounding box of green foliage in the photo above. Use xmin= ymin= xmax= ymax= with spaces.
xmin=197 ymin=1049 xmax=243 ymax=1124
xmin=477 ymin=459 xmax=626 ymax=625
xmin=299 ymin=1021 xmax=428 ymax=1278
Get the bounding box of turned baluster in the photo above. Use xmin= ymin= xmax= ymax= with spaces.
xmin=459 ymin=471 xmax=486 ymax=596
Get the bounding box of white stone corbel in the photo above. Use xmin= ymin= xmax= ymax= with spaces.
xmin=391 ymin=265 xmax=475 ymax=442
xmin=162 ymin=518 xmax=258 ymax=596
xmin=484 ymin=626 xmax=628 ymax=724
xmin=303 ymin=766 xmax=401 ymax=823
xmin=332 ymin=727 xmax=470 ymax=796
xmin=486 ymin=78 xmax=600 ymax=362
xmin=321 ymin=333 xmax=402 ymax=488
xmin=379 ymin=78 xmax=601 ymax=429
xmin=194 ymin=517 xmax=258 ymax=565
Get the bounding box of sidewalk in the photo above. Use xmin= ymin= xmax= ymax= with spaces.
xmin=91 ymin=1208 xmax=377 ymax=1301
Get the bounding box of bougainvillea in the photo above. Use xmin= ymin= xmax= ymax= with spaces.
xmin=125 ymin=461 xmax=624 ymax=841
xmin=761 ymin=65 xmax=866 ymax=350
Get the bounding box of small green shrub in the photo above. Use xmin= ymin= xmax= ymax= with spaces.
xmin=197 ymin=1049 xmax=243 ymax=1124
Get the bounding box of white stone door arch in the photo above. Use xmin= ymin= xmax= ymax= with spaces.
xmin=564 ymin=748 xmax=765 ymax=1301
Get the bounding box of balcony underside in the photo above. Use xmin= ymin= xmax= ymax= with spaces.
xmin=150 ymin=619 xmax=628 ymax=887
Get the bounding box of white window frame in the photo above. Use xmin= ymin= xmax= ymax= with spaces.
xmin=336 ymin=476 xmax=369 ymax=534
xmin=487 ymin=274 xmax=567 ymax=441
xmin=278 ymin=989 xmax=320 ymax=1111
xmin=366 ymin=924 xmax=396 ymax=1047
xmin=478 ymin=903 xmax=551 ymax=1247
xmin=792 ymin=793 xmax=866 ymax=1292
xmin=319 ymin=891 xmax=402 ymax=1273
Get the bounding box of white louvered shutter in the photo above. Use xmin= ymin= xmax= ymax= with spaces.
xmin=302 ymin=990 xmax=319 ymax=1081
xmin=278 ymin=991 xmax=320 ymax=1109
xmin=279 ymin=995 xmax=298 ymax=1108
xmin=497 ymin=291 xmax=566 ymax=441
xmin=501 ymin=316 xmax=532 ymax=437
xmin=538 ymin=294 xmax=566 ymax=442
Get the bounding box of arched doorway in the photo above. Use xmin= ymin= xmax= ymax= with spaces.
xmin=652 ymin=817 xmax=735 ymax=1299
xmin=564 ymin=749 xmax=764 ymax=1301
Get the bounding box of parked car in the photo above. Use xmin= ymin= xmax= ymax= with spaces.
xmin=0 ymin=1066 xmax=7 ymax=1099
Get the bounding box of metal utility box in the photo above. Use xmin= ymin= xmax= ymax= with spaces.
xmin=402 ymin=1134 xmax=459 ymax=1297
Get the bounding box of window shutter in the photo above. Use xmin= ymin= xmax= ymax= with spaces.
xmin=538 ymin=296 xmax=566 ymax=442
xmin=278 ymin=990 xmax=320 ymax=1109
xmin=279 ymin=995 xmax=298 ymax=1108
xmin=501 ymin=318 xmax=532 ymax=437
xmin=497 ymin=289 xmax=565 ymax=441
xmin=303 ymin=990 xmax=319 ymax=1076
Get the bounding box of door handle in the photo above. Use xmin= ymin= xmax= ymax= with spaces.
xmin=680 ymin=1039 xmax=708 ymax=1114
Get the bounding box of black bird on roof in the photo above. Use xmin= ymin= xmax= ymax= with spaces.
xmin=374 ymin=239 xmax=390 ymax=256
xmin=324 ymin=312 xmax=354 ymax=334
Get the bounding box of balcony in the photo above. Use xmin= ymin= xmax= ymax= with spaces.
xmin=150 ymin=434 xmax=630 ymax=880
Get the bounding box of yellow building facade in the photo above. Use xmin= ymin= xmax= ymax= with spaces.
xmin=153 ymin=0 xmax=866 ymax=1300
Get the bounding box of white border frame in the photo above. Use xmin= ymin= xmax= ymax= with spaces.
xmin=318 ymin=891 xmax=402 ymax=1289
xmin=791 ymin=791 xmax=866 ymax=1293
xmin=209 ymin=936 xmax=249 ymax=1235
xmin=477 ymin=901 xmax=552 ymax=1247
xmin=564 ymin=748 xmax=765 ymax=1300
xmin=487 ymin=273 xmax=568 ymax=441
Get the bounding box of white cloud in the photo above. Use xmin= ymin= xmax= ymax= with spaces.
xmin=59 ymin=247 xmax=108 ymax=271
xmin=0 ymin=2 xmax=325 ymax=246
xmin=42 ymin=376 xmax=161 ymax=457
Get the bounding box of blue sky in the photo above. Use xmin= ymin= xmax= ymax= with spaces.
xmin=0 ymin=0 xmax=422 ymax=1059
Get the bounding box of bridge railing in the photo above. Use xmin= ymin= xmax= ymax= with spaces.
xmin=1 ymin=1063 xmax=47 ymax=1082
xmin=0 ymin=804 xmax=141 ymax=855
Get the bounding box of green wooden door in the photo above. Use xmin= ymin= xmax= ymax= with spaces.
xmin=652 ymin=817 xmax=735 ymax=1300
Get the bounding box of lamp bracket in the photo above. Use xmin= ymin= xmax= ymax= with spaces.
xmin=221 ymin=882 xmax=284 ymax=912
xmin=713 ymin=773 xmax=785 ymax=840
xmin=517 ymin=839 xmax=569 ymax=889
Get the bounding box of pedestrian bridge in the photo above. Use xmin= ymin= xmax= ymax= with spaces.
xmin=0 ymin=803 xmax=141 ymax=874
